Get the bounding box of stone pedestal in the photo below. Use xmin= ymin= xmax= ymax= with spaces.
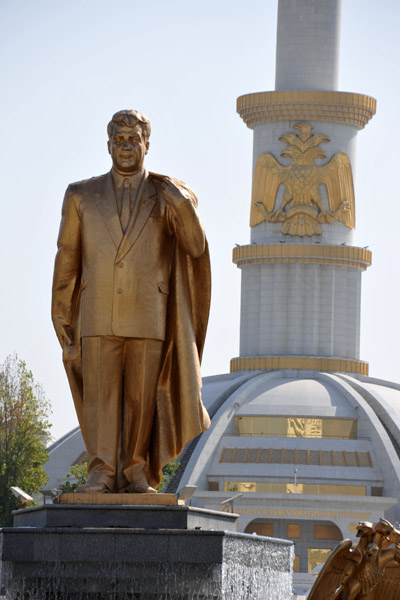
xmin=0 ymin=502 xmax=294 ymax=599
xmin=12 ymin=504 xmax=238 ymax=531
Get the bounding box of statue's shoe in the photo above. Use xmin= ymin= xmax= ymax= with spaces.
xmin=77 ymin=482 xmax=110 ymax=494
xmin=122 ymin=482 xmax=157 ymax=494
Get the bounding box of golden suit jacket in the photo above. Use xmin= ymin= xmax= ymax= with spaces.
xmin=52 ymin=170 xmax=211 ymax=486
xmin=52 ymin=170 xmax=206 ymax=340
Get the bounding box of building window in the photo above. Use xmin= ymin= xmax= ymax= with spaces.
xmin=223 ymin=481 xmax=366 ymax=496
xmin=287 ymin=524 xmax=301 ymax=539
xmin=208 ymin=481 xmax=219 ymax=491
xmin=245 ymin=522 xmax=273 ymax=536
xmin=357 ymin=452 xmax=373 ymax=467
xmin=219 ymin=447 xmax=372 ymax=468
xmin=235 ymin=416 xmax=357 ymax=439
xmin=371 ymin=486 xmax=383 ymax=496
xmin=308 ymin=548 xmax=332 ymax=573
xmin=314 ymin=524 xmax=342 ymax=540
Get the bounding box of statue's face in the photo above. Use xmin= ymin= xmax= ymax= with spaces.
xmin=108 ymin=123 xmax=148 ymax=174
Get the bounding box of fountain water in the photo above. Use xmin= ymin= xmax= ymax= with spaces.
xmin=0 ymin=517 xmax=293 ymax=599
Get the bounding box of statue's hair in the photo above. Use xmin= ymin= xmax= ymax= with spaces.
xmin=107 ymin=109 xmax=151 ymax=140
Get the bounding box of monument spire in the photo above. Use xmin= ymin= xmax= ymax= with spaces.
xmin=232 ymin=0 xmax=376 ymax=376
xmin=275 ymin=0 xmax=341 ymax=91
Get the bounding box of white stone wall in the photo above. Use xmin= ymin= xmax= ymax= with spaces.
xmin=239 ymin=262 xmax=361 ymax=359
xmin=275 ymin=0 xmax=341 ymax=91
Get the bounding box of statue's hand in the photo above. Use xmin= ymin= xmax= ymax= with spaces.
xmin=55 ymin=324 xmax=73 ymax=347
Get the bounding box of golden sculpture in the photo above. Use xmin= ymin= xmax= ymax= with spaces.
xmin=250 ymin=122 xmax=355 ymax=236
xmin=52 ymin=110 xmax=211 ymax=494
xmin=308 ymin=518 xmax=400 ymax=600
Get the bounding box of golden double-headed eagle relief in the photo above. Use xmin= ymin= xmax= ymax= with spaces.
xmin=251 ymin=122 xmax=355 ymax=236
xmin=308 ymin=519 xmax=400 ymax=600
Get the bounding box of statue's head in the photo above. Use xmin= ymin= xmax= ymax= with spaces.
xmin=107 ymin=109 xmax=151 ymax=174
xmin=374 ymin=518 xmax=394 ymax=539
xmin=356 ymin=521 xmax=373 ymax=538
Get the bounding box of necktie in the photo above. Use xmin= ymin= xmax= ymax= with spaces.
xmin=120 ymin=178 xmax=131 ymax=232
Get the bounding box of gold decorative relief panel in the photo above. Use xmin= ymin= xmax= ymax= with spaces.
xmin=251 ymin=123 xmax=355 ymax=236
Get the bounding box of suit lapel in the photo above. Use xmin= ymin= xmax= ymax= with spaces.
xmin=116 ymin=172 xmax=157 ymax=262
xmin=94 ymin=172 xmax=123 ymax=250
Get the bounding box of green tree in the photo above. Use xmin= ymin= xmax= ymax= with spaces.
xmin=157 ymin=460 xmax=180 ymax=493
xmin=59 ymin=458 xmax=88 ymax=493
xmin=0 ymin=354 xmax=52 ymax=526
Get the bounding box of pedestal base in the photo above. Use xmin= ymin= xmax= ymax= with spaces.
xmin=13 ymin=504 xmax=238 ymax=531
xmin=1 ymin=503 xmax=293 ymax=599
xmin=0 ymin=527 xmax=293 ymax=600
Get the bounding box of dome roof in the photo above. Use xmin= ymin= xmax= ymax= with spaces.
xmin=235 ymin=376 xmax=357 ymax=417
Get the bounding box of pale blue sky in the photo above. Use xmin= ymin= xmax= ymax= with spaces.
xmin=1 ymin=0 xmax=399 ymax=441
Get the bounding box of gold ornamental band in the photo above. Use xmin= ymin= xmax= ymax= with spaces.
xmin=232 ymin=244 xmax=372 ymax=270
xmin=230 ymin=356 xmax=369 ymax=376
xmin=237 ymin=91 xmax=376 ymax=129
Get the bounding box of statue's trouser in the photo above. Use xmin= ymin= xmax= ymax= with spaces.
xmin=81 ymin=336 xmax=164 ymax=492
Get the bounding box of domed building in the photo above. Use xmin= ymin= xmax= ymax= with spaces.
xmin=44 ymin=0 xmax=400 ymax=592
xmin=45 ymin=367 xmax=400 ymax=580
xmin=167 ymin=370 xmax=400 ymax=576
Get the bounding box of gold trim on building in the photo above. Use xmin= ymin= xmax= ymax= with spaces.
xmin=237 ymin=91 xmax=376 ymax=129
xmin=230 ymin=356 xmax=369 ymax=375
xmin=232 ymin=244 xmax=372 ymax=270
xmin=223 ymin=481 xmax=367 ymax=496
xmin=235 ymin=416 xmax=358 ymax=440
xmin=219 ymin=447 xmax=373 ymax=468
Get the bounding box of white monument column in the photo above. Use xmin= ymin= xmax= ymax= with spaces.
xmin=232 ymin=0 xmax=375 ymax=376
xmin=275 ymin=0 xmax=341 ymax=91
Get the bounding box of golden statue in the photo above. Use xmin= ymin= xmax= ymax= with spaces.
xmin=308 ymin=518 xmax=400 ymax=600
xmin=52 ymin=110 xmax=211 ymax=494
xmin=250 ymin=122 xmax=355 ymax=236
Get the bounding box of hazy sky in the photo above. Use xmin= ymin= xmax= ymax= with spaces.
xmin=1 ymin=0 xmax=400 ymax=442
